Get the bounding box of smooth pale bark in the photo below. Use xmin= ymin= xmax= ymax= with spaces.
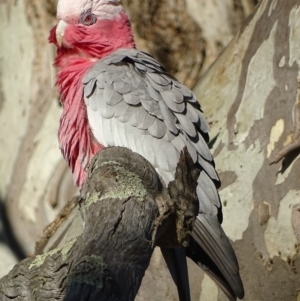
xmin=0 ymin=0 xmax=78 ymax=259
xmin=194 ymin=0 xmax=300 ymax=300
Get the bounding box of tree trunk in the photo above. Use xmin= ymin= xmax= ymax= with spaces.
xmin=193 ymin=0 xmax=300 ymax=300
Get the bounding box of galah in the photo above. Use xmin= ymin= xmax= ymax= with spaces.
xmin=49 ymin=0 xmax=244 ymax=300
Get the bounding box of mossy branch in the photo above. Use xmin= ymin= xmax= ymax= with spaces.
xmin=0 ymin=147 xmax=199 ymax=301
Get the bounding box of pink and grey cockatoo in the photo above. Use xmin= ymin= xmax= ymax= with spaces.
xmin=49 ymin=0 xmax=244 ymax=300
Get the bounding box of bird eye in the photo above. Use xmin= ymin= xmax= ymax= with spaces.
xmin=80 ymin=10 xmax=97 ymax=26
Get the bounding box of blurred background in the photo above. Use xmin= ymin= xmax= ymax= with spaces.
xmin=1 ymin=0 xmax=300 ymax=300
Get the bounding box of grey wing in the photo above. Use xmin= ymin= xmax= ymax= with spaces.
xmin=83 ymin=49 xmax=218 ymax=195
xmin=83 ymin=48 xmax=244 ymax=300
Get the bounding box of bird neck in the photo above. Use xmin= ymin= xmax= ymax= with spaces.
xmin=57 ymin=58 xmax=103 ymax=189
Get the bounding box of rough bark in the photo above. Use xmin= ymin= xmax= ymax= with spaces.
xmin=0 ymin=147 xmax=199 ymax=301
xmin=193 ymin=0 xmax=300 ymax=300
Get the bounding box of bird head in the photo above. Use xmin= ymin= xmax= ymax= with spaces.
xmin=49 ymin=0 xmax=135 ymax=63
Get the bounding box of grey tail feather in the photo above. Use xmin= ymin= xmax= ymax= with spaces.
xmin=186 ymin=237 xmax=238 ymax=301
xmin=190 ymin=217 xmax=245 ymax=300
xmin=161 ymin=247 xmax=191 ymax=301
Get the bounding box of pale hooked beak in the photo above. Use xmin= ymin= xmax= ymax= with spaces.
xmin=56 ymin=20 xmax=68 ymax=47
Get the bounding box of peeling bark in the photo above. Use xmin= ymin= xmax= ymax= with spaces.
xmin=194 ymin=0 xmax=300 ymax=300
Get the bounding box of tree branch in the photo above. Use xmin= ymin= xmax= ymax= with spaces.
xmin=0 ymin=147 xmax=199 ymax=301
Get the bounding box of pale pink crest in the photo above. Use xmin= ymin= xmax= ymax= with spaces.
xmin=57 ymin=0 xmax=124 ymax=21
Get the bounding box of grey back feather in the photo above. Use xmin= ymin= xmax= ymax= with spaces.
xmin=83 ymin=48 xmax=221 ymax=217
